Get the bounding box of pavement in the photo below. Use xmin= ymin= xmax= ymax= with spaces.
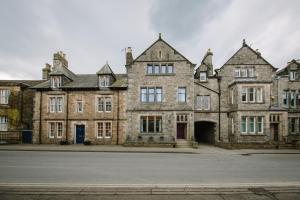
xmin=0 ymin=144 xmax=300 ymax=155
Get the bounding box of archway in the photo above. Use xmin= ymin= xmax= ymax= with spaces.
xmin=194 ymin=121 xmax=216 ymax=144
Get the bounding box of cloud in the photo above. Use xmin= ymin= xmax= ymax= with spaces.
xmin=0 ymin=0 xmax=299 ymax=80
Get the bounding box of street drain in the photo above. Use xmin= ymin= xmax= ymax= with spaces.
xmin=241 ymin=153 xmax=251 ymax=156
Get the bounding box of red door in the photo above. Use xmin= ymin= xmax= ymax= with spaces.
xmin=177 ymin=123 xmax=186 ymax=139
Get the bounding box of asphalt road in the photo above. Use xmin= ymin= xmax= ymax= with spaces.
xmin=0 ymin=151 xmax=300 ymax=185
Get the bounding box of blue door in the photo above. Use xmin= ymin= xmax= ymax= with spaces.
xmin=76 ymin=125 xmax=85 ymax=144
xmin=22 ymin=130 xmax=32 ymax=144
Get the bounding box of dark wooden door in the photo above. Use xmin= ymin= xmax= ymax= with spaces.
xmin=177 ymin=123 xmax=186 ymax=139
xmin=22 ymin=130 xmax=32 ymax=144
xmin=76 ymin=125 xmax=85 ymax=144
xmin=273 ymin=124 xmax=279 ymax=142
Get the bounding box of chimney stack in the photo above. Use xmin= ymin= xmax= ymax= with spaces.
xmin=53 ymin=51 xmax=68 ymax=69
xmin=203 ymin=49 xmax=213 ymax=76
xmin=42 ymin=63 xmax=51 ymax=80
xmin=126 ymin=47 xmax=133 ymax=65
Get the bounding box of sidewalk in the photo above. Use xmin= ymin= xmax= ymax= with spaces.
xmin=0 ymin=144 xmax=199 ymax=154
xmin=0 ymin=144 xmax=300 ymax=154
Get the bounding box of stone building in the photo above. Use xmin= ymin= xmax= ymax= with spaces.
xmin=0 ymin=80 xmax=43 ymax=143
xmin=27 ymin=35 xmax=299 ymax=148
xmin=125 ymin=35 xmax=195 ymax=146
xmin=276 ymin=59 xmax=300 ymax=144
xmin=32 ymin=52 xmax=127 ymax=144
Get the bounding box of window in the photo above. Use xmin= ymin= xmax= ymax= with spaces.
xmin=147 ymin=65 xmax=153 ymax=74
xmin=105 ymin=97 xmax=112 ymax=111
xmin=235 ymin=67 xmax=255 ymax=78
xmin=161 ymin=65 xmax=167 ymax=74
xmin=96 ymin=122 xmax=112 ymax=138
xmin=241 ymin=116 xmax=264 ymax=134
xmin=199 ymin=72 xmax=207 ymax=82
xmin=249 ymin=116 xmax=255 ymax=133
xmin=97 ymin=97 xmax=112 ymax=112
xmin=140 ymin=87 xmax=162 ymax=103
xmin=241 ymin=88 xmax=247 ymax=102
xmin=0 ymin=116 xmax=8 ymax=131
xmin=256 ymin=88 xmax=263 ymax=103
xmin=140 ymin=116 xmax=162 ymax=133
xmin=248 ymin=88 xmax=255 ymax=102
xmin=241 ymin=68 xmax=247 ymax=77
xmin=241 ymin=116 xmax=247 ymax=133
xmin=178 ymin=87 xmax=186 ymax=102
xmin=290 ymin=118 xmax=296 ymax=133
xmin=154 ymin=64 xmax=160 ymax=74
xmin=167 ymin=64 xmax=174 ymax=73
xmin=146 ymin=64 xmax=174 ymax=74
xmin=290 ymin=71 xmax=297 ymax=81
xmin=234 ymin=68 xmax=240 ymax=77
xmin=283 ymin=91 xmax=288 ymax=107
xmin=99 ymin=76 xmax=109 ymax=87
xmin=48 ymin=96 xmax=64 ymax=113
xmin=196 ymin=95 xmax=210 ymax=110
xmin=76 ymin=100 xmax=83 ymax=113
xmin=248 ymin=68 xmax=254 ymax=77
xmin=48 ymin=122 xmax=63 ymax=139
xmin=291 ymin=91 xmax=296 ymax=108
xmin=0 ymin=89 xmax=10 ymax=104
xmin=241 ymin=87 xmax=263 ymax=103
xmin=257 ymin=116 xmax=263 ymax=133
xmin=51 ymin=76 xmax=61 ymax=88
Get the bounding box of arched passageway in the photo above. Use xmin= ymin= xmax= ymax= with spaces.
xmin=194 ymin=121 xmax=216 ymax=144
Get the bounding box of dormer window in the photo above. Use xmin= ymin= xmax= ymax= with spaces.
xmin=290 ymin=71 xmax=297 ymax=81
xmin=199 ymin=72 xmax=207 ymax=82
xmin=51 ymin=76 xmax=61 ymax=88
xmin=99 ymin=76 xmax=110 ymax=87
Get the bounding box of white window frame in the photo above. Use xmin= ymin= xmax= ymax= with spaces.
xmin=256 ymin=88 xmax=263 ymax=103
xmin=48 ymin=96 xmax=64 ymax=113
xmin=291 ymin=91 xmax=296 ymax=108
xmin=248 ymin=88 xmax=256 ymax=103
xmin=241 ymin=87 xmax=247 ymax=103
xmin=140 ymin=116 xmax=162 ymax=133
xmin=96 ymin=96 xmax=113 ymax=112
xmin=140 ymin=87 xmax=163 ymax=103
xmin=241 ymin=116 xmax=247 ymax=134
xmin=0 ymin=89 xmax=10 ymax=104
xmin=48 ymin=122 xmax=63 ymax=139
xmin=51 ymin=76 xmax=61 ymax=88
xmin=257 ymin=116 xmax=264 ymax=134
xmin=76 ymin=100 xmax=83 ymax=113
xmin=0 ymin=116 xmax=8 ymax=131
xmin=231 ymin=118 xmax=234 ymax=134
xmin=178 ymin=87 xmax=186 ymax=103
xmin=248 ymin=67 xmax=254 ymax=77
xmin=99 ymin=76 xmax=109 ymax=87
xmin=231 ymin=89 xmax=234 ymax=104
xmin=241 ymin=68 xmax=247 ymax=77
xmin=234 ymin=68 xmax=240 ymax=77
xmin=96 ymin=121 xmax=112 ymax=139
xmin=199 ymin=72 xmax=207 ymax=82
xmin=196 ymin=95 xmax=210 ymax=110
xmin=249 ymin=116 xmax=256 ymax=134
xmin=290 ymin=71 xmax=297 ymax=81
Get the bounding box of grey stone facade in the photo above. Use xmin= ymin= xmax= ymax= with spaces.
xmin=7 ymin=35 xmax=298 ymax=148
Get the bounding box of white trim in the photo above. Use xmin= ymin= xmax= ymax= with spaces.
xmin=95 ymin=121 xmax=112 ymax=139
xmin=47 ymin=121 xmax=63 ymax=139
xmin=95 ymin=95 xmax=113 ymax=113
xmin=241 ymin=116 xmax=247 ymax=134
xmin=257 ymin=116 xmax=264 ymax=134
xmin=249 ymin=116 xmax=256 ymax=134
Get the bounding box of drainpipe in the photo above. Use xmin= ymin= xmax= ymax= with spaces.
xmin=39 ymin=91 xmax=42 ymax=144
xmin=215 ymin=70 xmax=221 ymax=142
xmin=116 ymin=90 xmax=120 ymax=145
xmin=65 ymin=91 xmax=69 ymax=142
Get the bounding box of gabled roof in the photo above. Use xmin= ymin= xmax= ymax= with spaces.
xmin=219 ymin=40 xmax=277 ymax=71
xmin=50 ymin=65 xmax=77 ymax=80
xmin=0 ymin=80 xmax=45 ymax=87
xmin=277 ymin=59 xmax=300 ymax=75
xmin=96 ymin=63 xmax=116 ymax=79
xmin=133 ymin=36 xmax=195 ymax=65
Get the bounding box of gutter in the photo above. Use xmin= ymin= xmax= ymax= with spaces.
xmin=39 ymin=91 xmax=42 ymax=144
xmin=117 ymin=90 xmax=120 ymax=145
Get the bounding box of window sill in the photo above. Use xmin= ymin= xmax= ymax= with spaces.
xmin=240 ymin=133 xmax=265 ymax=136
xmin=146 ymin=73 xmax=175 ymax=76
xmin=235 ymin=76 xmax=257 ymax=79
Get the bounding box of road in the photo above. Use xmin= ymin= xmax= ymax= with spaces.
xmin=0 ymin=151 xmax=300 ymax=185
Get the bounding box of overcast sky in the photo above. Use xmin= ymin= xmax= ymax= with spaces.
xmin=0 ymin=0 xmax=299 ymax=80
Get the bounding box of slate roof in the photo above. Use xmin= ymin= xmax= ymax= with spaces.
xmin=0 ymin=80 xmax=45 ymax=87
xmin=50 ymin=65 xmax=77 ymax=80
xmin=97 ymin=63 xmax=116 ymax=79
xmin=32 ymin=74 xmax=127 ymax=90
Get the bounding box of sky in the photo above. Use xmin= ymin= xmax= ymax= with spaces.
xmin=0 ymin=0 xmax=299 ymax=80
